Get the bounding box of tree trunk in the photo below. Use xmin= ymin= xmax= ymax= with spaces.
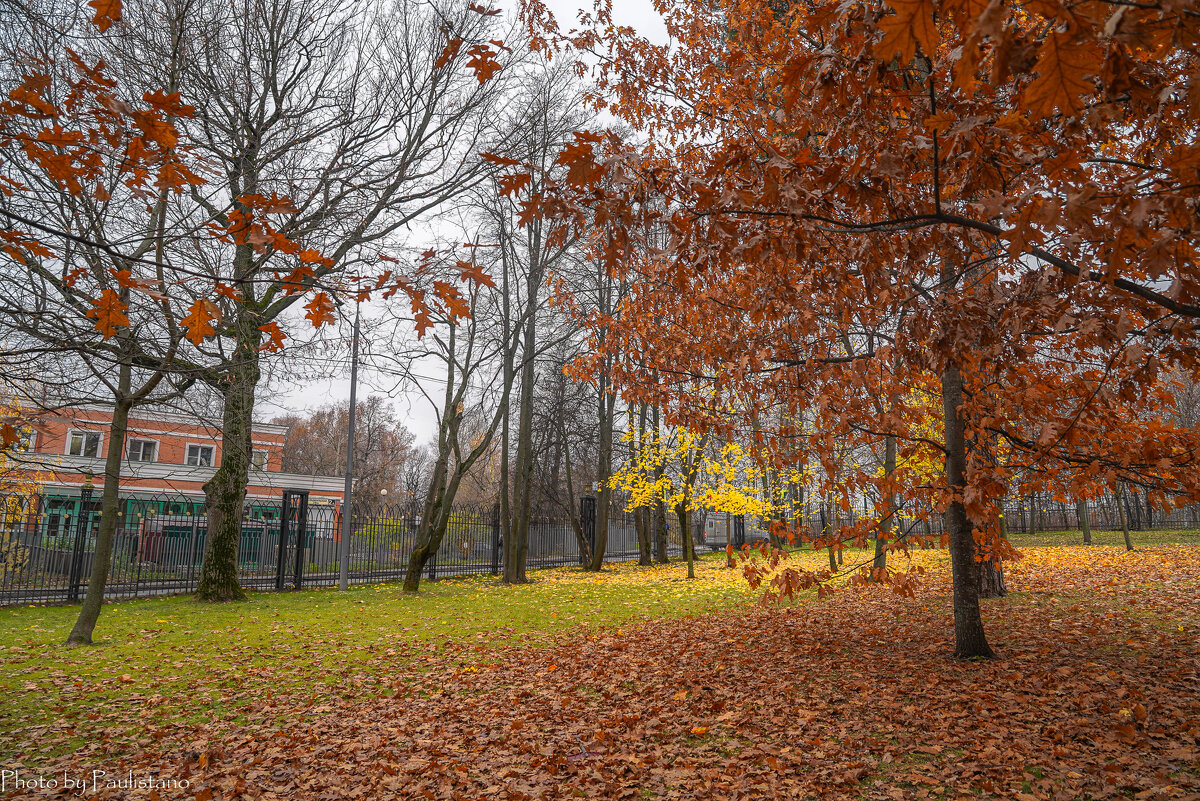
xmin=654 ymin=501 xmax=669 ymax=563
xmin=499 ymin=240 xmax=513 ymax=578
xmin=1077 ymin=499 xmax=1091 ymax=545
xmin=587 ymin=390 xmax=613 ymax=572
xmin=560 ymin=423 xmax=592 ymax=566
xmin=634 ymin=405 xmax=651 ymax=565
xmin=675 ymin=501 xmax=695 ymax=578
xmin=635 ymin=507 xmax=651 ymax=565
xmin=941 ymin=361 xmax=995 ymax=659
xmin=872 ymin=432 xmax=895 ymax=579
xmin=66 ymin=392 xmax=132 ymax=646
xmin=402 ymin=447 xmax=451 ymax=592
xmin=652 ymin=405 xmax=669 ymax=564
xmin=978 ymin=558 xmax=1007 ymax=598
xmin=1117 ymin=483 xmax=1135 ymax=551
xmin=978 ymin=495 xmax=1008 ymax=599
xmin=506 ymin=275 xmax=538 ymax=584
xmin=822 ymin=502 xmax=837 ymax=573
xmin=197 ymin=315 xmax=260 ymax=602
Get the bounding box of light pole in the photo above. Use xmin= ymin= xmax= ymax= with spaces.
xmin=338 ymin=297 xmax=361 ymax=591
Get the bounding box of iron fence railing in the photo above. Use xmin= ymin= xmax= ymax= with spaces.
xmin=0 ymin=493 xmax=654 ymax=606
xmin=696 ymin=493 xmax=1200 ymax=548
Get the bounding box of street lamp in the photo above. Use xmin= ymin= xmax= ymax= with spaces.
xmin=68 ymin=470 xmax=94 ymax=602
xmin=338 ymin=294 xmax=361 ymax=591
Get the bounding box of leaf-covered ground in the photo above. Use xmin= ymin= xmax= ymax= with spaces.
xmin=3 ymin=544 xmax=1200 ymax=800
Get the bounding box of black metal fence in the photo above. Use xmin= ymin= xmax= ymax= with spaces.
xmin=698 ymin=493 xmax=1200 ymax=547
xmin=0 ymin=492 xmax=651 ymax=606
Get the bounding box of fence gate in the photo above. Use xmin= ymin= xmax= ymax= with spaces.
xmin=275 ymin=490 xmax=309 ymax=591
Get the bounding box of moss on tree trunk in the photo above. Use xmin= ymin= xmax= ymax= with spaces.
xmin=196 ymin=319 xmax=260 ymax=603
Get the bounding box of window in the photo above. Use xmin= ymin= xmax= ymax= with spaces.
xmin=186 ymin=444 xmax=215 ymax=467
xmin=67 ymin=431 xmax=102 ymax=458
xmin=251 ymin=450 xmax=268 ymax=471
xmin=127 ymin=439 xmax=157 ymax=462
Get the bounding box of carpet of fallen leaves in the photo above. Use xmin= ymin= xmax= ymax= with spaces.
xmin=8 ymin=545 xmax=1200 ymax=800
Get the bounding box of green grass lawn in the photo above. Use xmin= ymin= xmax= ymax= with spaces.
xmin=1008 ymin=526 xmax=1200 ymax=548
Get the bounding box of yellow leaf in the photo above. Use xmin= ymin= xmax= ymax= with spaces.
xmin=691 ymin=726 xmax=708 ymax=736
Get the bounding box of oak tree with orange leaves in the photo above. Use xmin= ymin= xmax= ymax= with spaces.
xmin=517 ymin=0 xmax=1200 ymax=657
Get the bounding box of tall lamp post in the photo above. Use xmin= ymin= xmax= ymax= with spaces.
xmin=68 ymin=470 xmax=94 ymax=602
xmin=338 ymin=296 xmax=361 ymax=591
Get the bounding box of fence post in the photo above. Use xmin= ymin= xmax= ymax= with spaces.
xmin=67 ymin=478 xmax=94 ymax=603
xmin=490 ymin=501 xmax=500 ymax=576
xmin=427 ymin=549 xmax=437 ymax=582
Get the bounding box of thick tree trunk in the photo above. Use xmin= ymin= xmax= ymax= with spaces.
xmin=66 ymin=393 xmax=132 ymax=646
xmin=506 ymin=289 xmax=538 ymax=584
xmin=978 ymin=496 xmax=1009 ymax=599
xmin=560 ymin=426 xmax=592 ymax=566
xmin=675 ymin=502 xmax=695 ymax=579
xmin=941 ymin=361 xmax=995 ymax=659
xmin=403 ymin=509 xmax=447 ymax=592
xmin=1077 ymin=499 xmax=1091 ymax=545
xmin=978 ymin=558 xmax=1007 ymax=598
xmin=587 ymin=385 xmax=614 ymax=571
xmin=403 ymin=451 xmax=450 ymax=592
xmin=197 ymin=318 xmax=260 ymax=602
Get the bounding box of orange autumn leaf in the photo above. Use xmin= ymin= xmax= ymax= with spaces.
xmin=181 ymin=298 xmax=220 ymax=345
xmin=498 ymin=173 xmax=531 ymax=198
xmin=87 ymin=0 xmax=122 ymax=31
xmin=0 ymin=422 xmax=19 ymax=449
xmin=433 ymin=279 xmax=471 ymax=320
xmin=1024 ymin=32 xmax=1100 ymax=119
xmin=466 ymin=44 xmax=502 ymax=84
xmin=86 ymin=288 xmax=129 ymax=338
xmin=258 ymin=321 xmax=287 ymax=353
xmin=875 ymin=0 xmax=938 ymax=64
xmin=457 ymin=259 xmax=496 ymax=289
xmin=304 ymin=292 xmax=337 ymax=328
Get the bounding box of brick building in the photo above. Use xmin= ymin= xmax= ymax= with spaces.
xmin=5 ymin=405 xmax=343 ymax=539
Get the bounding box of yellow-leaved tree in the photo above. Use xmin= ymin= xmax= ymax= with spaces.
xmin=0 ymin=398 xmax=45 ymax=585
xmin=612 ymin=425 xmax=767 ymax=578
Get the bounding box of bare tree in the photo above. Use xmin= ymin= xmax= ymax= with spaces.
xmin=274 ymin=396 xmax=415 ymax=501
xmin=93 ymin=0 xmax=523 ymax=600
